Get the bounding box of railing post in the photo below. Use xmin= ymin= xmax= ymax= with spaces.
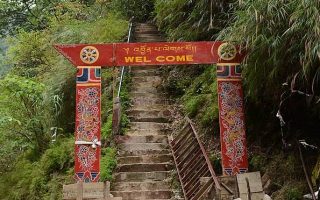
xmin=215 ymin=63 xmax=248 ymax=176
xmin=112 ymin=97 xmax=121 ymax=135
xmin=75 ymin=66 xmax=102 ymax=182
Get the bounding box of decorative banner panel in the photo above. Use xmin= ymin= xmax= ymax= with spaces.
xmin=75 ymin=66 xmax=101 ymax=182
xmin=54 ymin=42 xmax=245 ymax=67
xmin=216 ymin=64 xmax=248 ymax=176
xmin=55 ymin=44 xmax=114 ymax=66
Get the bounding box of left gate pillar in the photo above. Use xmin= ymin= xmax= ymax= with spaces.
xmin=75 ymin=66 xmax=102 ymax=182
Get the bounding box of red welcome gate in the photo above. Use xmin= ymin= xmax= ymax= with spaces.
xmin=55 ymin=41 xmax=248 ymax=182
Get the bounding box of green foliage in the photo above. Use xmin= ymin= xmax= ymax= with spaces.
xmin=184 ymin=95 xmax=206 ymax=117
xmin=154 ymin=0 xmax=231 ymax=41
xmin=0 ymin=137 xmax=74 ymax=200
xmin=100 ymin=147 xmax=117 ymax=182
xmin=102 ymin=115 xmax=113 ymax=142
xmin=119 ymin=71 xmax=131 ymax=133
xmin=249 ymin=154 xmax=267 ymax=172
xmin=180 ymin=66 xmax=219 ymax=128
xmin=111 ymin=0 xmax=155 ymax=22
xmin=312 ymin=156 xmax=320 ymax=185
xmin=0 ymin=75 xmax=50 ymax=155
xmin=219 ymin=0 xmax=320 ymax=102
xmin=0 ymin=1 xmax=129 ymax=198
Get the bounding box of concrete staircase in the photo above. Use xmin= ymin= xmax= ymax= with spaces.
xmin=111 ymin=23 xmax=182 ymax=200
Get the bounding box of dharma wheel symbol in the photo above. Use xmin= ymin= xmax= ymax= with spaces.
xmin=218 ymin=43 xmax=237 ymax=61
xmin=80 ymin=46 xmax=99 ymax=64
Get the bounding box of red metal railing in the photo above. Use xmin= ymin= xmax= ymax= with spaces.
xmin=169 ymin=117 xmax=221 ymax=200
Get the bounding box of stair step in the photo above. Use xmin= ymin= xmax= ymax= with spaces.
xmin=130 ymin=86 xmax=158 ymax=93
xmin=130 ymin=96 xmax=174 ymax=106
xmin=125 ymin=129 xmax=170 ymax=136
xmin=118 ymin=149 xmax=171 ymax=157
xmin=112 ymin=181 xmax=171 ymax=191
xmin=128 ymin=109 xmax=172 ymax=118
xmin=114 ymin=171 xmax=170 ymax=182
xmin=111 ymin=190 xmax=172 ymax=200
xmin=117 ymin=154 xmax=172 ymax=165
xmin=132 ymin=75 xmax=162 ymax=83
xmin=131 ymin=66 xmax=160 ymax=70
xmin=131 ymin=70 xmax=160 ymax=77
xmin=129 ymin=116 xmax=171 ymax=123
xmin=116 ymin=135 xmax=168 ymax=144
xmin=117 ymin=163 xmax=174 ymax=172
xmin=130 ymin=104 xmax=170 ymax=110
xmin=134 ymin=33 xmax=163 ymax=39
xmin=118 ymin=142 xmax=169 ymax=150
xmin=129 ymin=122 xmax=170 ymax=130
xmin=136 ymin=39 xmax=167 ymax=42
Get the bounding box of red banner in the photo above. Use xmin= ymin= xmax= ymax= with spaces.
xmin=216 ymin=64 xmax=248 ymax=175
xmin=75 ymin=66 xmax=101 ymax=182
xmin=55 ymin=42 xmax=244 ymax=67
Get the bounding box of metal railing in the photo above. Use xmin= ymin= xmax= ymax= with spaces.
xmin=112 ymin=20 xmax=134 ymax=135
xmin=169 ymin=117 xmax=221 ymax=200
xmin=117 ymin=21 xmax=133 ymax=97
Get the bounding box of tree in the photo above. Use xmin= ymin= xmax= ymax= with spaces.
xmin=0 ymin=75 xmax=50 ymax=157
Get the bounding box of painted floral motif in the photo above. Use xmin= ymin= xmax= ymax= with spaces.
xmin=76 ymin=87 xmax=100 ymax=141
xmin=77 ymin=145 xmax=97 ymax=171
xmin=218 ymin=81 xmax=248 ymax=175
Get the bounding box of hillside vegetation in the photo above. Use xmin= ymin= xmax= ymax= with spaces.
xmin=0 ymin=1 xmax=128 ymax=199
xmin=0 ymin=0 xmax=319 ymax=199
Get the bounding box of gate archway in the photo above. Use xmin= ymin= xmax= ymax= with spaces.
xmin=55 ymin=41 xmax=248 ymax=182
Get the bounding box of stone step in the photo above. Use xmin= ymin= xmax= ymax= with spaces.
xmin=135 ymin=28 xmax=159 ymax=32
xmin=135 ymin=23 xmax=157 ymax=29
xmin=129 ymin=96 xmax=174 ymax=107
xmin=128 ymin=109 xmax=172 ymax=118
xmin=129 ymin=92 xmax=162 ymax=98
xmin=136 ymin=39 xmax=167 ymax=42
xmin=114 ymin=171 xmax=170 ymax=182
xmin=118 ymin=142 xmax=169 ymax=150
xmin=130 ymin=104 xmax=170 ymax=110
xmin=129 ymin=122 xmax=170 ymax=131
xmin=128 ymin=109 xmax=171 ymax=123
xmin=135 ymin=35 xmax=163 ymax=39
xmin=111 ymin=190 xmax=173 ymax=200
xmin=125 ymin=129 xmax=170 ymax=136
xmin=130 ymin=86 xmax=158 ymax=93
xmin=132 ymin=75 xmax=162 ymax=83
xmin=118 ymin=148 xmax=171 ymax=157
xmin=117 ymin=163 xmax=174 ymax=172
xmin=135 ymin=30 xmax=160 ymax=34
xmin=131 ymin=70 xmax=160 ymax=77
xmin=112 ymin=181 xmax=171 ymax=191
xmin=129 ymin=116 xmax=171 ymax=123
xmin=116 ymin=135 xmax=168 ymax=144
xmin=117 ymin=154 xmax=172 ymax=165
xmin=131 ymin=66 xmax=160 ymax=70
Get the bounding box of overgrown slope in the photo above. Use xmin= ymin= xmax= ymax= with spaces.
xmin=0 ymin=1 xmax=128 ymax=199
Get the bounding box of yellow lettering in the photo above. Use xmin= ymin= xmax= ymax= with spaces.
xmin=135 ymin=57 xmax=143 ymax=62
xmin=156 ymin=56 xmax=165 ymax=62
xmin=166 ymin=56 xmax=175 ymax=62
xmin=125 ymin=57 xmax=135 ymax=63
xmin=176 ymin=55 xmax=186 ymax=62
xmin=143 ymin=57 xmax=151 ymax=63
xmin=186 ymin=55 xmax=194 ymax=62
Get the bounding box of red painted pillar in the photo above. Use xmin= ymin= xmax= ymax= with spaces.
xmin=216 ymin=63 xmax=248 ymax=175
xmin=75 ymin=66 xmax=102 ymax=182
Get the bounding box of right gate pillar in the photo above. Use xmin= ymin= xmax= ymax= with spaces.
xmin=216 ymin=62 xmax=248 ymax=176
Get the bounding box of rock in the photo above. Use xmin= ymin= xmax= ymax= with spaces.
xmin=264 ymin=194 xmax=272 ymax=200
